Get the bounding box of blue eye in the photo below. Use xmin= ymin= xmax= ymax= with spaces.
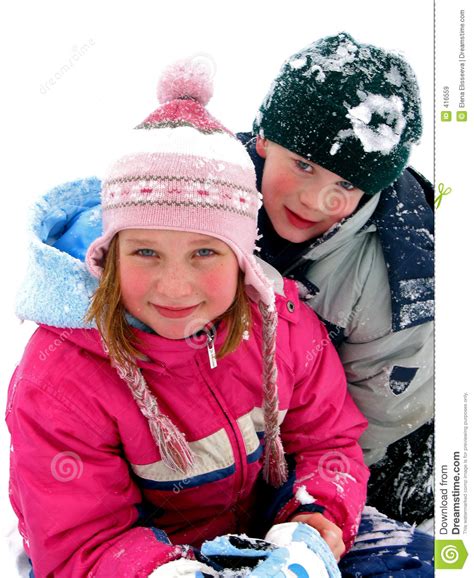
xmin=338 ymin=181 xmax=355 ymax=191
xmin=295 ymin=160 xmax=313 ymax=173
xmin=136 ymin=248 xmax=156 ymax=257
xmin=196 ymin=248 xmax=215 ymax=257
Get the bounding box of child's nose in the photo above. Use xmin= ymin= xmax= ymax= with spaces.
xmin=299 ymin=184 xmax=323 ymax=211
xmin=298 ymin=176 xmax=334 ymax=212
xmin=155 ymin=265 xmax=193 ymax=298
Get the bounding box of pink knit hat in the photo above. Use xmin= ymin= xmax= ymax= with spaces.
xmin=86 ymin=58 xmax=287 ymax=487
xmin=86 ymin=58 xmax=274 ymax=309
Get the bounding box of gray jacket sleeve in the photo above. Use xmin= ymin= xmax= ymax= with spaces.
xmin=304 ymin=233 xmax=433 ymax=466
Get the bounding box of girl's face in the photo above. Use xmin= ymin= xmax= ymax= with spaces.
xmin=118 ymin=229 xmax=239 ymax=340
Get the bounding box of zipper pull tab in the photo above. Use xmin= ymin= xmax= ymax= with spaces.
xmin=206 ymin=326 xmax=217 ymax=369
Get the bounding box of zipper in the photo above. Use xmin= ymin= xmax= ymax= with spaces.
xmin=195 ymin=354 xmax=247 ymax=518
xmin=205 ymin=324 xmax=217 ymax=369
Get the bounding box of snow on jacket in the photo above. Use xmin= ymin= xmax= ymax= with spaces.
xmin=6 ymin=178 xmax=369 ymax=578
xmin=238 ymin=133 xmax=434 ymax=467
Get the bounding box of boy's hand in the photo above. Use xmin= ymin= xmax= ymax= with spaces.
xmin=290 ymin=512 xmax=345 ymax=561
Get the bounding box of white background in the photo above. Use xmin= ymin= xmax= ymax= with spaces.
xmin=435 ymin=1 xmax=473 ymax=574
xmin=0 ymin=1 xmax=434 ymax=575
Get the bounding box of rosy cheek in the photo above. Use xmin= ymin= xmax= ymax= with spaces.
xmin=201 ymin=270 xmax=231 ymax=294
xmin=200 ymin=263 xmax=238 ymax=297
xmin=120 ymin=264 xmax=149 ymax=300
xmin=340 ymin=197 xmax=360 ymax=218
xmin=122 ymin=277 xmax=144 ymax=297
xmin=263 ymin=167 xmax=295 ymax=198
xmin=272 ymin=172 xmax=295 ymax=194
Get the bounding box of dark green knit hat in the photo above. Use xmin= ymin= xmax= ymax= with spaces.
xmin=253 ymin=32 xmax=422 ymax=195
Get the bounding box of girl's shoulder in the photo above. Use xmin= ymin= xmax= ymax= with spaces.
xmin=20 ymin=324 xmax=105 ymax=372
xmin=255 ymin=278 xmax=342 ymax=397
xmin=9 ymin=325 xmax=128 ymax=435
xmin=275 ymin=277 xmax=325 ymax=333
xmin=255 ymin=257 xmax=325 ymax=340
xmin=272 ymin=277 xmax=330 ymax=366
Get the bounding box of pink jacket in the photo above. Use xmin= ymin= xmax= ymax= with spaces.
xmin=7 ymin=279 xmax=369 ymax=577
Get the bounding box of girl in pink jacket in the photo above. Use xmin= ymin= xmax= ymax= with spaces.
xmin=7 ymin=59 xmax=369 ymax=577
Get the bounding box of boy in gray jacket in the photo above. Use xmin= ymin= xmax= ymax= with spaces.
xmin=239 ymin=32 xmax=434 ymax=524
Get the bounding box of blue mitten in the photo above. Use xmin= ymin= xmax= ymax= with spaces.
xmin=248 ymin=523 xmax=341 ymax=578
xmin=200 ymin=534 xmax=277 ymax=573
xmin=200 ymin=523 xmax=340 ymax=577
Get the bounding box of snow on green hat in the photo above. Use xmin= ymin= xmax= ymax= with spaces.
xmin=253 ymin=32 xmax=422 ymax=195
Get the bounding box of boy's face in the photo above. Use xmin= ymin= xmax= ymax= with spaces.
xmin=256 ymin=138 xmax=365 ymax=243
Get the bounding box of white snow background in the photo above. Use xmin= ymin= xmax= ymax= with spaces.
xmin=0 ymin=1 xmax=434 ymax=575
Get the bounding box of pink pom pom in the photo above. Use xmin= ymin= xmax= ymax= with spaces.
xmin=157 ymin=57 xmax=214 ymax=105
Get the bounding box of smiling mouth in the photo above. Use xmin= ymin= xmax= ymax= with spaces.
xmin=284 ymin=207 xmax=318 ymax=229
xmin=152 ymin=304 xmax=200 ymax=319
